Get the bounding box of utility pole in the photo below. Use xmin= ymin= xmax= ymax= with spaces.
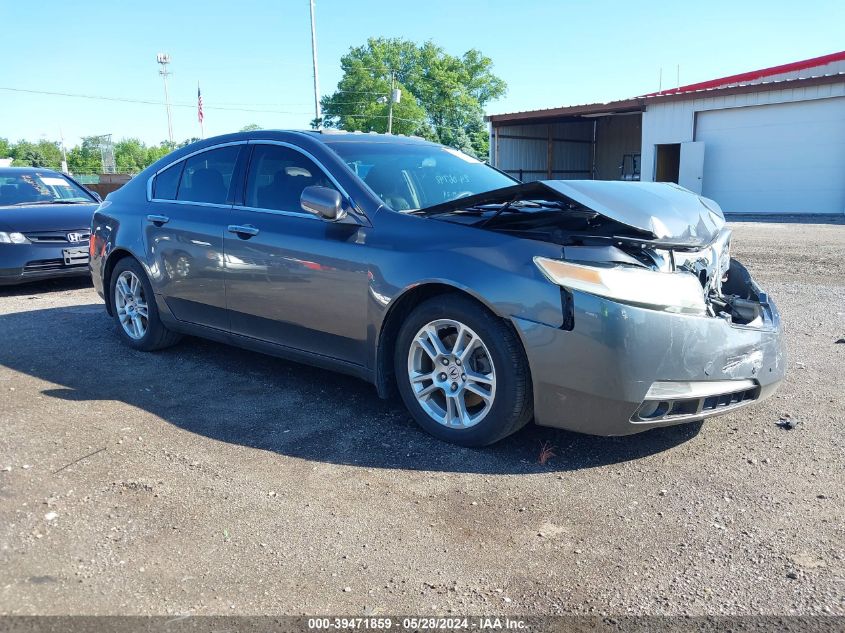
xmin=387 ymin=71 xmax=395 ymax=134
xmin=309 ymin=0 xmax=321 ymax=128
xmin=157 ymin=53 xmax=174 ymax=143
xmin=59 ymin=128 xmax=68 ymax=174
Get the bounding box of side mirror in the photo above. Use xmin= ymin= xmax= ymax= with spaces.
xmin=300 ymin=185 xmax=346 ymax=221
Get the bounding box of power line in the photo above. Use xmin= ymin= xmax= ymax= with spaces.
xmin=2 ymin=87 xmax=480 ymax=134
xmin=0 ymin=86 xmax=313 ymax=115
xmin=1 ymin=85 xmax=396 ymax=114
xmin=339 ymin=113 xmax=472 ymax=134
xmin=333 ymin=90 xmax=394 ymax=95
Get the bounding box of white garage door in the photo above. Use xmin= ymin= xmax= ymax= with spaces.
xmin=696 ymin=97 xmax=845 ymax=214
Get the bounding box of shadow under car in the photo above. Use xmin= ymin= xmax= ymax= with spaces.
xmin=0 ymin=303 xmax=703 ymax=474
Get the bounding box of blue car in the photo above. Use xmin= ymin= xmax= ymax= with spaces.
xmin=0 ymin=167 xmax=100 ymax=285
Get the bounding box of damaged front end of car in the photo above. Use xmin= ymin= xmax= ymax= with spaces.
xmin=416 ymin=180 xmax=785 ymax=434
xmin=420 ymin=179 xmax=772 ymax=328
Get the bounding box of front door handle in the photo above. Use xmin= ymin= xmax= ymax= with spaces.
xmin=227 ymin=224 xmax=260 ymax=238
xmin=146 ymin=214 xmax=170 ymax=226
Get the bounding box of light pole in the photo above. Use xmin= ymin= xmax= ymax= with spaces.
xmin=157 ymin=53 xmax=174 ymax=144
xmin=377 ymin=76 xmax=401 ymax=134
xmin=309 ymin=0 xmax=321 ymax=128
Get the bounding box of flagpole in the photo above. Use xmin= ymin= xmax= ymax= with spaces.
xmin=197 ymin=81 xmax=205 ymax=139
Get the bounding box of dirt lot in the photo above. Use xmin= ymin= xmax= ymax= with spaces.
xmin=0 ymin=221 xmax=843 ymax=616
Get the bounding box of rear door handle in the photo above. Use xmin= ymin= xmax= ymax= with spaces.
xmin=146 ymin=214 xmax=170 ymax=226
xmin=227 ymin=224 xmax=260 ymax=238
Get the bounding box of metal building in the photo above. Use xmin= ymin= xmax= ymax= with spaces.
xmin=487 ymin=51 xmax=845 ymax=214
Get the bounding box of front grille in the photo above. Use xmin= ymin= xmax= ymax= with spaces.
xmin=633 ymin=386 xmax=759 ymax=422
xmin=701 ymin=388 xmax=757 ymax=412
xmin=23 ymin=258 xmax=87 ymax=273
xmin=23 ymin=230 xmax=90 ymax=243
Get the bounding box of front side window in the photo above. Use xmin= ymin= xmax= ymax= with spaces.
xmin=176 ymin=145 xmax=241 ymax=205
xmin=244 ymin=144 xmax=336 ymax=212
xmin=0 ymin=172 xmax=95 ymax=206
xmin=324 ymin=142 xmax=516 ymax=211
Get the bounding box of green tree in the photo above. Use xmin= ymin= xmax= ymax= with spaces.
xmin=146 ymin=143 xmax=172 ymax=166
xmin=114 ymin=138 xmax=149 ymax=174
xmin=240 ymin=123 xmax=262 ymax=132
xmin=11 ymin=139 xmax=63 ymax=169
xmin=67 ymin=136 xmax=103 ymax=175
xmin=0 ymin=138 xmax=11 ymax=159
xmin=321 ymin=38 xmax=506 ymax=157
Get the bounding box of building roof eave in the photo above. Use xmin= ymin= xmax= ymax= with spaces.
xmin=487 ymin=73 xmax=845 ymax=126
xmin=486 ymin=99 xmax=643 ymax=125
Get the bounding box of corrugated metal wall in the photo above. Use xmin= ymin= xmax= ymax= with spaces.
xmin=593 ymin=114 xmax=642 ymax=180
xmin=640 ymin=80 xmax=845 ymax=184
xmin=491 ymin=121 xmax=594 ymax=182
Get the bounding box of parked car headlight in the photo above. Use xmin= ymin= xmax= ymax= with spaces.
xmin=0 ymin=232 xmax=30 ymax=244
xmin=534 ymin=256 xmax=706 ymax=315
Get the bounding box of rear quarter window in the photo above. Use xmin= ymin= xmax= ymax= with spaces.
xmin=153 ymin=161 xmax=183 ymax=200
xmin=177 ymin=146 xmax=241 ymax=205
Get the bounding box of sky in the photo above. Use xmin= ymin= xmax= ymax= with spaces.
xmin=1 ymin=0 xmax=843 ymax=148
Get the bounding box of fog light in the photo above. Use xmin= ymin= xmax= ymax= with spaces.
xmin=637 ymin=400 xmax=670 ymax=420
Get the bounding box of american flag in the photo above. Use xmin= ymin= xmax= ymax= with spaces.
xmin=197 ymin=83 xmax=204 ymax=124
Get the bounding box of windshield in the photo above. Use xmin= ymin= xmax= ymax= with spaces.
xmin=0 ymin=172 xmax=95 ymax=206
xmin=325 ymin=141 xmax=516 ymax=211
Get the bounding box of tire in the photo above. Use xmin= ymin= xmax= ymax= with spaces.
xmin=394 ymin=294 xmax=533 ymax=446
xmin=110 ymin=257 xmax=181 ymax=352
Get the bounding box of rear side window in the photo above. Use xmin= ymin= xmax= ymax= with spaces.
xmin=176 ymin=145 xmax=241 ymax=205
xmin=153 ymin=161 xmax=183 ymax=200
xmin=244 ymin=144 xmax=336 ymax=212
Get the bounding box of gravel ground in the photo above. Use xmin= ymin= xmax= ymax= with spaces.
xmin=0 ymin=220 xmax=843 ymax=616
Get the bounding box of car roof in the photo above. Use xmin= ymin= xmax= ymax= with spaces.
xmin=0 ymin=166 xmax=63 ymax=176
xmin=298 ymin=130 xmax=435 ymax=145
xmin=130 ymin=129 xmax=452 ymax=186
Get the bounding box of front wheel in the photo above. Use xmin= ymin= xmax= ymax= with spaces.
xmin=110 ymin=258 xmax=181 ymax=351
xmin=394 ymin=295 xmax=533 ymax=446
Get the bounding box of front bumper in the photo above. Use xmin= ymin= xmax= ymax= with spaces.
xmin=513 ymin=290 xmax=785 ymax=436
xmin=0 ymin=242 xmax=91 ymax=286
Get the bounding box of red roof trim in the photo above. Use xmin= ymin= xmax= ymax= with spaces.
xmin=642 ymin=50 xmax=845 ymax=97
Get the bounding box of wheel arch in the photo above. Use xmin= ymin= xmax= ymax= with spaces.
xmin=373 ymin=281 xmax=518 ymax=399
xmin=102 ymin=248 xmax=143 ymax=316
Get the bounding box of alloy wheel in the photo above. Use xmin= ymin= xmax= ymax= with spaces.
xmin=407 ymin=319 xmax=497 ymax=429
xmin=114 ymin=270 xmax=149 ymax=340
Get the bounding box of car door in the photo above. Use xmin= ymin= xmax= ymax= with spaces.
xmin=145 ymin=143 xmax=245 ymax=330
xmin=223 ymin=141 xmax=369 ymax=365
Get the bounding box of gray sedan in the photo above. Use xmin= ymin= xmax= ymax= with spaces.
xmin=90 ymin=131 xmax=784 ymax=446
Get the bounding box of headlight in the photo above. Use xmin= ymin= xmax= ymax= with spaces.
xmin=0 ymin=232 xmax=30 ymax=244
xmin=534 ymin=256 xmax=706 ymax=315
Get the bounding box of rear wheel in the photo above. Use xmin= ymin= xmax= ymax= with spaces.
xmin=394 ymin=295 xmax=533 ymax=446
xmin=110 ymin=258 xmax=181 ymax=351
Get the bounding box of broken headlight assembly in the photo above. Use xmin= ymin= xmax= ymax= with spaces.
xmin=534 ymin=256 xmax=706 ymax=316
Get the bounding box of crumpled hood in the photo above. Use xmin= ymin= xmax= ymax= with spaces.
xmin=417 ymin=180 xmax=726 ymax=248
xmin=0 ymin=203 xmax=98 ymax=233
xmin=541 ymin=180 xmax=725 ymax=246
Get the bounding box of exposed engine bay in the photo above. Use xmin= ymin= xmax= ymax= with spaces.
xmin=414 ymin=180 xmax=769 ymax=327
